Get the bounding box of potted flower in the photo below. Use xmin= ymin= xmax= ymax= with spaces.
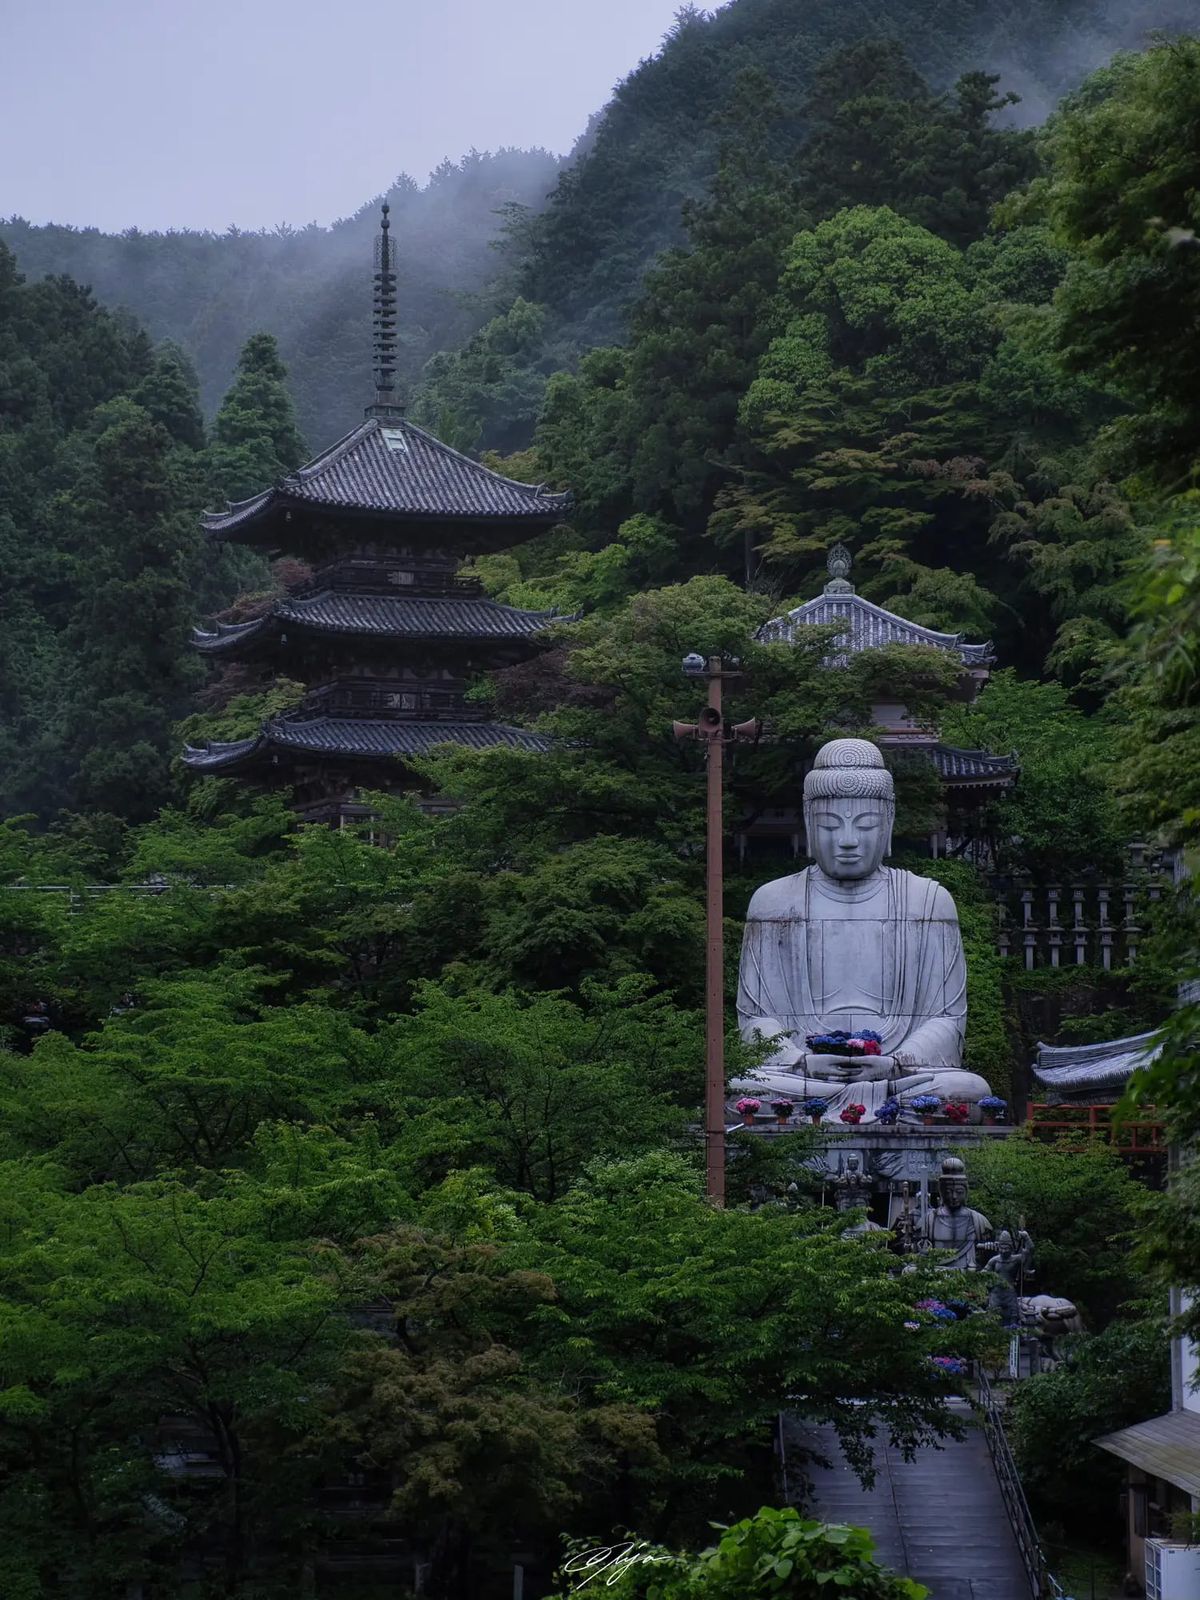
xmin=735 ymin=1097 xmax=761 ymax=1128
xmin=839 ymin=1102 xmax=867 ymax=1126
xmin=802 ymin=1096 xmax=829 ymax=1125
xmin=875 ymin=1096 xmax=901 ymax=1126
xmin=944 ymin=1100 xmax=970 ymax=1125
xmin=979 ymin=1095 xmax=1008 ymax=1125
xmin=770 ymin=1098 xmax=795 ymax=1126
xmin=910 ymin=1092 xmax=942 ymax=1126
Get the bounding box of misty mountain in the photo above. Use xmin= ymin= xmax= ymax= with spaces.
xmin=0 ymin=147 xmax=561 ymax=448
xmin=517 ymin=0 xmax=1196 ymax=347
xmin=2 ymin=0 xmax=1191 ymax=450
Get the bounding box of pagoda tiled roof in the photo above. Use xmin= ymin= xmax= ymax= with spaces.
xmin=192 ymin=592 xmax=559 ymax=654
xmin=759 ymin=547 xmax=993 ymax=667
xmin=931 ymin=744 xmax=1018 ymax=787
xmin=183 ymin=716 xmax=550 ymax=772
xmin=202 ymin=416 xmax=572 ymax=536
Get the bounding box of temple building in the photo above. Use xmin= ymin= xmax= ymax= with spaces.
xmin=741 ymin=545 xmax=1018 ymax=859
xmin=184 ymin=206 xmax=569 ymax=825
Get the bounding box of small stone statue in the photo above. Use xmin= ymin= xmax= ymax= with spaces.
xmin=832 ymin=1153 xmax=882 ymax=1237
xmin=832 ymin=1153 xmax=873 ymax=1212
xmin=920 ymin=1156 xmax=993 ymax=1270
xmin=984 ymin=1228 xmax=1034 ymax=1327
xmin=892 ymin=1181 xmax=921 ymax=1255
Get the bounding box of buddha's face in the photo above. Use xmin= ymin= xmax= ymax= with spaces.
xmin=806 ymin=796 xmax=890 ymax=879
xmin=942 ymin=1179 xmax=967 ymax=1211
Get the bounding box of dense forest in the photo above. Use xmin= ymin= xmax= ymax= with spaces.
xmin=2 ymin=0 xmax=1200 ymax=1593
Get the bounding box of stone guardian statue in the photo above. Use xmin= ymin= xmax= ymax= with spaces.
xmin=920 ymin=1156 xmax=994 ymax=1270
xmin=733 ymin=738 xmax=992 ymax=1123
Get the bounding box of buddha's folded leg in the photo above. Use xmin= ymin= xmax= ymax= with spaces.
xmin=729 ymin=1070 xmax=843 ymax=1101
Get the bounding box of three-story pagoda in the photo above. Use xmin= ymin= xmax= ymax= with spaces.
xmin=184 ymin=206 xmax=570 ymax=824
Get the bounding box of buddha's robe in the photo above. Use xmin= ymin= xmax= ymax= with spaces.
xmin=733 ymin=865 xmax=991 ymax=1122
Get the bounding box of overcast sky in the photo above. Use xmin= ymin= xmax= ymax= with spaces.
xmin=3 ymin=0 xmax=689 ymax=233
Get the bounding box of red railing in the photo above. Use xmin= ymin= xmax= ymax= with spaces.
xmin=1025 ymin=1102 xmax=1165 ymax=1152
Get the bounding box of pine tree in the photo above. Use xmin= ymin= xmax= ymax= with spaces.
xmin=209 ymin=332 xmax=306 ymax=500
xmin=62 ymin=399 xmax=203 ymax=819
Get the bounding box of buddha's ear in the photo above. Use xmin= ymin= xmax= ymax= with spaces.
xmin=883 ymin=805 xmax=895 ymax=858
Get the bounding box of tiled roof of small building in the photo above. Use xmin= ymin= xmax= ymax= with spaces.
xmin=192 ymin=593 xmax=559 ymax=653
xmin=1096 ymin=1411 xmax=1200 ymax=1499
xmin=758 ymin=545 xmax=994 ymax=667
xmin=931 ymin=744 xmax=1018 ymax=786
xmin=183 ymin=716 xmax=550 ymax=772
xmin=202 ymin=416 xmax=572 ymax=536
xmin=1031 ymin=1030 xmax=1160 ymax=1100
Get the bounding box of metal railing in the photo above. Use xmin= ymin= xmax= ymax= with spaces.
xmin=976 ymin=1369 xmax=1065 ymax=1599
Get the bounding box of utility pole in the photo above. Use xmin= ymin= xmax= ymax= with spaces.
xmin=674 ymin=654 xmax=760 ymax=1207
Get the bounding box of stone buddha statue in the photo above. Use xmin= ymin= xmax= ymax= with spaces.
xmin=921 ymin=1156 xmax=993 ymax=1270
xmin=732 ymin=737 xmax=992 ymax=1124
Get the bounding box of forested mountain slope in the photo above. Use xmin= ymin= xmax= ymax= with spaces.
xmin=3 ymin=0 xmax=1186 ymax=455
xmin=516 ymin=0 xmax=1191 ymax=346
xmin=0 ymin=148 xmax=561 ymax=447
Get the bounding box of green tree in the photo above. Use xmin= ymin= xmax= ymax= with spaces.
xmin=1007 ymin=1308 xmax=1169 ymax=1529
xmin=59 ymin=398 xmax=204 ymax=819
xmin=965 ymin=1133 xmax=1149 ymax=1324
xmin=1030 ymin=40 xmax=1200 ymax=487
xmin=209 ymin=332 xmax=307 ymax=500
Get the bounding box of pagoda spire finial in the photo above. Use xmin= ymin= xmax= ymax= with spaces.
xmin=369 ymin=201 xmax=402 ymax=418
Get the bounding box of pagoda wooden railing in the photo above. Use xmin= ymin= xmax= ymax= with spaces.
xmin=294 ymin=562 xmax=483 ymax=598
xmin=294 ymin=680 xmax=486 ymax=721
xmin=1025 ymin=1102 xmax=1165 ymax=1152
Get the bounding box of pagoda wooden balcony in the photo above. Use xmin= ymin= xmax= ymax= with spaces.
xmin=293 ymin=560 xmax=484 ymax=599
xmin=293 ymin=679 xmax=487 ymax=721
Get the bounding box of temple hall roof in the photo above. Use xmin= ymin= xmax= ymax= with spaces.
xmin=183 ymin=716 xmax=550 ymax=773
xmin=931 ymin=744 xmax=1019 ymax=788
xmin=759 ymin=545 xmax=994 ymax=667
xmin=192 ymin=593 xmax=559 ymax=654
xmin=202 ymin=416 xmax=572 ymax=537
xmin=1031 ymin=1030 xmax=1161 ymax=1102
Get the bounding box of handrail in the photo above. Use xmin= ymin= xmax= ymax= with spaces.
xmin=1026 ymin=1103 xmax=1165 ymax=1153
xmin=976 ymin=1370 xmax=1064 ymax=1599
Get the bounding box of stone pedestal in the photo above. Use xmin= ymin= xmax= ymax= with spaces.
xmin=743 ymin=1123 xmax=1013 ymax=1229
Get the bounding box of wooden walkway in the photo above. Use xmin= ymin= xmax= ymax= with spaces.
xmin=782 ymin=1402 xmax=1031 ymax=1600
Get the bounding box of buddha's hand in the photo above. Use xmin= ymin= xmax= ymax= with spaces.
xmin=821 ymin=1053 xmax=897 ymax=1084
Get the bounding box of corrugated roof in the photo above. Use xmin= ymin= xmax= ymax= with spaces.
xmin=759 ymin=591 xmax=994 ymax=666
xmin=183 ymin=717 xmax=549 ymax=771
xmin=202 ymin=416 xmax=571 ymax=535
xmin=1095 ymin=1411 xmax=1200 ymax=1496
xmin=932 ymin=744 xmax=1019 ymax=786
xmin=1032 ymin=1030 xmax=1160 ymax=1097
xmin=192 ymin=593 xmax=558 ymax=653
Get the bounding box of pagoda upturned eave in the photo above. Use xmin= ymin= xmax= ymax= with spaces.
xmin=191 ymin=593 xmax=562 ymax=656
xmin=931 ymin=743 xmax=1018 ymax=789
xmin=201 ymin=416 xmax=572 ymax=541
xmin=183 ymin=715 xmax=551 ymax=773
